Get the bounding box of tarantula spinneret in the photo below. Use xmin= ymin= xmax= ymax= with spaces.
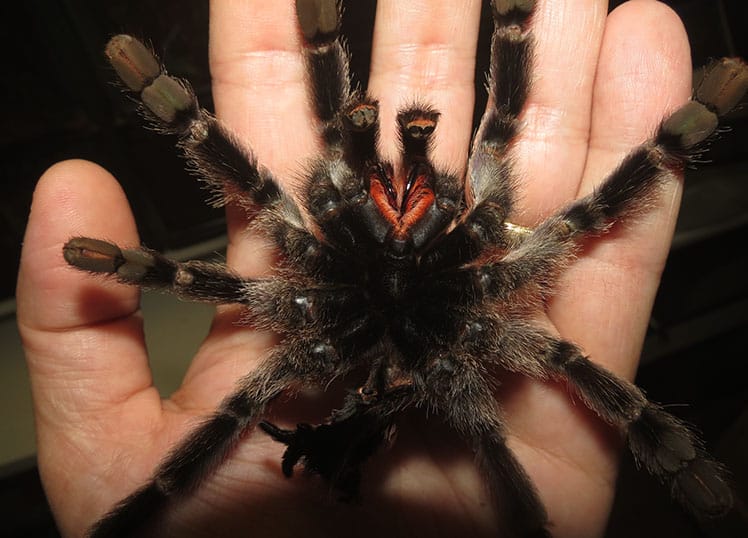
xmin=61 ymin=0 xmax=747 ymax=536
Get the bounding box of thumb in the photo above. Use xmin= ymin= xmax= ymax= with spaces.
xmin=17 ymin=159 xmax=162 ymax=530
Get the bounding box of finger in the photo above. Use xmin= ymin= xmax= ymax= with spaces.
xmin=209 ymin=0 xmax=318 ymax=274
xmin=209 ymin=0 xmax=317 ymax=183
xmin=180 ymin=1 xmax=312 ymax=404
xmin=17 ymin=160 xmax=161 ymax=530
xmin=511 ymin=0 xmax=609 ymax=224
xmin=368 ymin=0 xmax=483 ymax=170
xmin=18 ymin=160 xmax=155 ymax=410
xmin=548 ymin=0 xmax=692 ymax=379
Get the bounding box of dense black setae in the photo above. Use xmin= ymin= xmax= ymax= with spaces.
xmin=62 ymin=0 xmax=748 ymax=536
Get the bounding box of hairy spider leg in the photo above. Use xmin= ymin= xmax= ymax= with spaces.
xmin=297 ymin=0 xmax=352 ymax=150
xmin=421 ymin=0 xmax=536 ymax=272
xmin=63 ymin=238 xmax=250 ymax=302
xmin=460 ymin=317 xmax=732 ymax=517
xmin=104 ymin=35 xmax=286 ymax=215
xmin=452 ymin=398 xmax=550 ymax=538
xmin=419 ymin=350 xmax=551 ymax=537
xmin=475 ymin=56 xmax=748 ymax=301
xmin=103 ymin=33 xmax=342 ymax=280
xmin=61 ymin=238 xmax=368 ymax=338
xmin=421 ymin=56 xmax=748 ymax=311
xmin=86 ymin=345 xmax=348 ymax=538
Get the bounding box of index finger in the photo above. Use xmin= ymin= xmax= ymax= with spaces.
xmin=368 ymin=0 xmax=482 ymax=170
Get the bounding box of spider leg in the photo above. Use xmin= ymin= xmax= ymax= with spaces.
xmin=424 ymin=57 xmax=748 ymax=305
xmin=88 ymin=340 xmax=347 ymax=538
xmin=460 ymin=317 xmax=733 ymax=518
xmin=104 ymin=34 xmax=337 ymax=277
xmin=422 ymin=0 xmax=536 ymax=271
xmin=485 ymin=57 xmax=748 ymax=297
xmin=106 ymin=34 xmax=291 ymax=216
xmin=425 ymin=359 xmax=550 ymax=538
xmin=63 ymin=236 xmax=381 ymax=353
xmin=63 ymin=237 xmax=250 ymax=303
xmin=296 ymin=0 xmax=352 ymax=150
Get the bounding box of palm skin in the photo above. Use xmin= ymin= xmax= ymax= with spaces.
xmin=17 ymin=1 xmax=691 ymax=536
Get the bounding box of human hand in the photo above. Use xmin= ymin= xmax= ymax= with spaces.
xmin=17 ymin=1 xmax=691 ymax=536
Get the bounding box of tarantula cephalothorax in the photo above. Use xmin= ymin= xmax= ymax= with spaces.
xmin=62 ymin=0 xmax=747 ymax=536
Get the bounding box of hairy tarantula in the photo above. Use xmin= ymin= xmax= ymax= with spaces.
xmin=59 ymin=0 xmax=748 ymax=536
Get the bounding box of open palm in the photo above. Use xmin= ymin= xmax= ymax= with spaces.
xmin=17 ymin=1 xmax=691 ymax=536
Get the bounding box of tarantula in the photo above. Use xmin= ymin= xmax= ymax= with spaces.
xmin=61 ymin=0 xmax=747 ymax=536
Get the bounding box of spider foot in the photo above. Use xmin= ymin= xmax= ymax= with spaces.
xmin=628 ymin=405 xmax=733 ymax=517
xmin=106 ymin=35 xmax=196 ymax=126
xmin=662 ymin=58 xmax=748 ymax=149
xmin=259 ymin=401 xmax=393 ymax=501
xmin=696 ymin=57 xmax=748 ymax=116
xmin=296 ymin=0 xmax=340 ymax=45
xmin=63 ymin=237 xmax=155 ymax=282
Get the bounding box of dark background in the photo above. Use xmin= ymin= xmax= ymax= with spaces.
xmin=1 ymin=0 xmax=746 ymax=536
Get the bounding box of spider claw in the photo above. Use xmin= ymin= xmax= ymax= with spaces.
xmin=258 ymin=421 xmax=297 ymax=444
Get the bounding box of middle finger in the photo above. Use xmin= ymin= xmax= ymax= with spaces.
xmin=368 ymin=0 xmax=483 ymax=170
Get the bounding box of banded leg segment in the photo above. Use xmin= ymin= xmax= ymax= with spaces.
xmin=422 ymin=0 xmax=537 ymax=272
xmin=539 ymin=340 xmax=733 ymax=518
xmin=429 ymin=372 xmax=550 ymax=538
xmin=473 ymin=0 xmax=535 ymax=192
xmin=105 ymin=35 xmax=291 ymax=215
xmin=461 ymin=318 xmax=733 ymax=518
xmin=426 ymin=57 xmax=748 ymax=304
xmin=88 ymin=341 xmax=347 ymax=538
xmin=64 ymin=237 xmax=250 ymax=303
xmin=295 ymin=0 xmax=353 ymax=149
xmin=63 ymin=237 xmax=376 ymax=344
xmin=105 ymin=34 xmax=328 ymax=276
